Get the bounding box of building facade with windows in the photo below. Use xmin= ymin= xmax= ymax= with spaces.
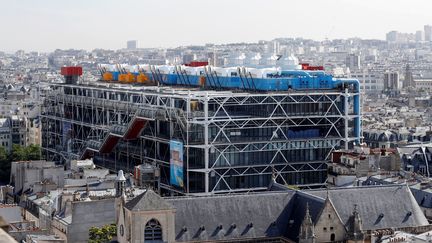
xmin=414 ymin=78 xmax=432 ymax=91
xmin=349 ymin=69 xmax=384 ymax=94
xmin=41 ymin=66 xmax=361 ymax=195
xmin=0 ymin=118 xmax=12 ymax=152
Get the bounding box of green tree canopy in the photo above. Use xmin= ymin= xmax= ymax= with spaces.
xmin=10 ymin=144 xmax=26 ymax=161
xmin=89 ymin=224 xmax=117 ymax=243
xmin=0 ymin=146 xmax=9 ymax=182
xmin=0 ymin=146 xmax=7 ymax=163
xmin=25 ymin=144 xmax=41 ymax=160
xmin=9 ymin=144 xmax=41 ymax=162
xmin=0 ymin=144 xmax=43 ymax=183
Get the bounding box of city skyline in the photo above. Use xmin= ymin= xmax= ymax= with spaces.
xmin=3 ymin=1 xmax=432 ymax=242
xmin=1 ymin=0 xmax=432 ymax=52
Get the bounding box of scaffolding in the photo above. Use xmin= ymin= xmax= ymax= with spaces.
xmin=41 ymin=81 xmax=360 ymax=195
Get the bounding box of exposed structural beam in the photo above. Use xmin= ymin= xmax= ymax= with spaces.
xmin=42 ymin=81 xmax=360 ymax=195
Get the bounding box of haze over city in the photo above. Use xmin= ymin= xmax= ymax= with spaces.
xmin=1 ymin=0 xmax=432 ymax=52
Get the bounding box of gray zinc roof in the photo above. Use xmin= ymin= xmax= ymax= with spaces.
xmin=306 ymin=185 xmax=429 ymax=231
xmin=169 ymin=191 xmax=297 ymax=242
xmin=285 ymin=192 xmax=325 ymax=241
xmin=125 ymin=189 xmax=174 ymax=211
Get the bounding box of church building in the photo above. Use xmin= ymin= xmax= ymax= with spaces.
xmin=113 ymin=171 xmax=430 ymax=243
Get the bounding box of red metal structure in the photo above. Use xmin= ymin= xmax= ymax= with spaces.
xmin=301 ymin=63 xmax=324 ymax=71
xmin=61 ymin=67 xmax=83 ymax=76
xmin=80 ymin=114 xmax=151 ymax=159
xmin=185 ymin=61 xmax=208 ymax=67
xmin=61 ymin=66 xmax=83 ymax=84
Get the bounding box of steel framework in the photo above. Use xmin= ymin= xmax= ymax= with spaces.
xmin=41 ymin=81 xmax=360 ymax=195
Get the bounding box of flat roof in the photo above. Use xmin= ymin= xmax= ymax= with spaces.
xmin=52 ymin=81 xmax=349 ymax=99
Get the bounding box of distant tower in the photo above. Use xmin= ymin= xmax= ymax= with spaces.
xmin=299 ymin=203 xmax=315 ymax=243
xmin=115 ymin=170 xmax=127 ymax=197
xmin=383 ymin=71 xmax=400 ymax=91
xmin=404 ymin=64 xmax=413 ymax=88
xmin=424 ymin=25 xmax=432 ymax=42
xmin=386 ymin=31 xmax=398 ymax=42
xmin=415 ymin=30 xmax=425 ymax=42
xmin=345 ymin=54 xmax=361 ymax=70
xmin=127 ymin=40 xmax=138 ymax=50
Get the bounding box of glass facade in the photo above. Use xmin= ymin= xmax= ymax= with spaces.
xmin=42 ymin=83 xmax=359 ymax=195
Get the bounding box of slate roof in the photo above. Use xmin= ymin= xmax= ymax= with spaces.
xmin=306 ymin=185 xmax=429 ymax=230
xmin=125 ymin=189 xmax=174 ymax=211
xmin=268 ymin=178 xmax=291 ymax=191
xmin=169 ymin=191 xmax=297 ymax=242
xmin=410 ymin=186 xmax=432 ymax=209
xmin=285 ymin=192 xmax=325 ymax=241
xmin=123 ymin=184 xmax=429 ymax=242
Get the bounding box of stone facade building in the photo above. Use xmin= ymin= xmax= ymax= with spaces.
xmin=115 ymin=177 xmax=430 ymax=243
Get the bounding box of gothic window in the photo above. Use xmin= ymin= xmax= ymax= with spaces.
xmin=144 ymin=219 xmax=163 ymax=242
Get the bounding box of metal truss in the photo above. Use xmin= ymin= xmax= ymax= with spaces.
xmin=41 ymin=82 xmax=360 ymax=195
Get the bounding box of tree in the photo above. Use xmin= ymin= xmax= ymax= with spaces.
xmin=25 ymin=144 xmax=41 ymax=160
xmin=0 ymin=146 xmax=7 ymax=162
xmin=9 ymin=144 xmax=41 ymax=162
xmin=0 ymin=146 xmax=10 ymax=182
xmin=10 ymin=144 xmax=26 ymax=161
xmin=0 ymin=144 xmax=42 ymax=183
xmin=89 ymin=224 xmax=117 ymax=243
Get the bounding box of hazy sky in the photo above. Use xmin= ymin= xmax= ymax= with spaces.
xmin=1 ymin=0 xmax=431 ymax=52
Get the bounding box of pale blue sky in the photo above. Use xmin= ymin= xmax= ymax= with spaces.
xmin=0 ymin=0 xmax=431 ymax=52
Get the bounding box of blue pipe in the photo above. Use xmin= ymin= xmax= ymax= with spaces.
xmin=280 ymin=70 xmax=313 ymax=78
xmin=334 ymin=78 xmax=361 ymax=143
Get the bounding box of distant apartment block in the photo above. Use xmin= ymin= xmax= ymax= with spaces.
xmin=345 ymin=53 xmax=361 ymax=70
xmin=414 ymin=78 xmax=432 ymax=90
xmin=350 ymin=69 xmax=383 ymax=94
xmin=425 ymin=25 xmax=432 ymax=42
xmin=383 ymin=71 xmax=400 ymax=91
xmin=127 ymin=40 xmax=138 ymax=50
xmin=0 ymin=118 xmax=12 ymax=152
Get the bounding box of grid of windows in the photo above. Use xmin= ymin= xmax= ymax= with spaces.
xmin=42 ymin=84 xmax=359 ymax=194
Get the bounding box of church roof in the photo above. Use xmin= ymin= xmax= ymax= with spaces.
xmin=122 ymin=184 xmax=429 ymax=242
xmin=169 ymin=191 xmax=297 ymax=242
xmin=285 ymin=191 xmax=325 ymax=241
xmin=125 ymin=189 xmax=174 ymax=211
xmin=306 ymin=185 xmax=429 ymax=230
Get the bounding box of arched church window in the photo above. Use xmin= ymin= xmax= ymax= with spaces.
xmin=144 ymin=219 xmax=163 ymax=242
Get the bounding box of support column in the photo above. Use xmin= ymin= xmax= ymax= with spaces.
xmin=344 ymin=88 xmax=349 ymax=150
xmin=186 ymin=93 xmax=191 ymax=194
xmin=204 ymin=93 xmax=209 ymax=194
